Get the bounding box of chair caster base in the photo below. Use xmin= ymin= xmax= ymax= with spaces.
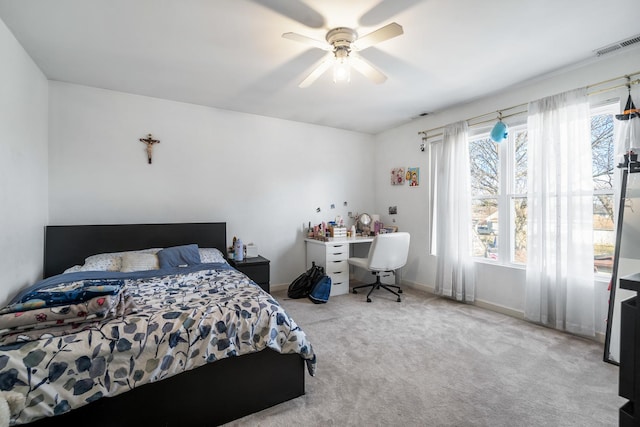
xmin=352 ymin=281 xmax=404 ymax=303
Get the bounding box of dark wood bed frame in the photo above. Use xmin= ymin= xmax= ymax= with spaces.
xmin=28 ymin=223 xmax=305 ymax=427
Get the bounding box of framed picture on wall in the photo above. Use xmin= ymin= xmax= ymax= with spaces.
xmin=407 ymin=167 xmax=419 ymax=186
xmin=391 ymin=167 xmax=405 ymax=185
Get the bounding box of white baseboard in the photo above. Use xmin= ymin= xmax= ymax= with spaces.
xmin=401 ymin=280 xmax=435 ymax=294
xmin=270 ymin=283 xmax=288 ymax=293
xmin=402 ymin=281 xmax=525 ymax=319
xmin=400 ymin=280 xmax=526 ymax=322
xmin=474 ymin=298 xmax=525 ymax=320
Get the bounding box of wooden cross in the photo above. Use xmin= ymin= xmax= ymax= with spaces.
xmin=139 ymin=134 xmax=160 ymax=164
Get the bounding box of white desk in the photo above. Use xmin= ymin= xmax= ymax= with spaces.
xmin=305 ymin=236 xmax=374 ymax=296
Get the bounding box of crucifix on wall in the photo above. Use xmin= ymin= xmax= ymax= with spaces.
xmin=139 ymin=133 xmax=160 ymax=164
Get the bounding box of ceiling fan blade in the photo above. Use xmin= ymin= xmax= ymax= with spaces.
xmin=250 ymin=0 xmax=325 ymax=28
xmin=350 ymin=55 xmax=387 ymax=84
xmin=354 ymin=22 xmax=403 ymax=51
xmin=299 ymin=55 xmax=334 ymax=88
xmin=282 ymin=32 xmax=331 ymax=51
xmin=359 ymin=0 xmax=422 ymax=27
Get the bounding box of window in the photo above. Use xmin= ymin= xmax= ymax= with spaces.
xmin=468 ymin=102 xmax=617 ymax=272
xmin=591 ymin=104 xmax=617 ymax=275
xmin=469 ymin=125 xmax=527 ymax=264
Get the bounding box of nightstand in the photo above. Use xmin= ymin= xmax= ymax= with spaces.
xmin=228 ymin=255 xmax=270 ymax=293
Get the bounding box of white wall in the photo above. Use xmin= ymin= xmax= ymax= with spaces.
xmin=374 ymin=48 xmax=640 ymax=336
xmin=0 ymin=18 xmax=48 ymax=305
xmin=48 ymin=82 xmax=375 ymax=286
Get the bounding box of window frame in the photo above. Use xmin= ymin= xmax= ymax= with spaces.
xmin=468 ymin=121 xmax=527 ymax=267
xmin=590 ymin=101 xmax=619 ymax=278
xmin=465 ymin=101 xmax=619 ymax=273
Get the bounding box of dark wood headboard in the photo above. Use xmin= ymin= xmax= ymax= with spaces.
xmin=44 ymin=222 xmax=227 ymax=278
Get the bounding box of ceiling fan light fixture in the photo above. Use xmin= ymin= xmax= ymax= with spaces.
xmin=333 ymin=48 xmax=351 ymax=84
xmin=284 ymin=23 xmax=403 ymax=88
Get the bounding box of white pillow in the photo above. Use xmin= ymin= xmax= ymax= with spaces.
xmin=80 ymin=248 xmax=162 ymax=272
xmin=199 ymin=248 xmax=227 ymax=264
xmin=81 ymin=253 xmax=122 ymax=272
xmin=63 ymin=265 xmax=83 ymax=274
xmin=120 ymin=253 xmax=159 ymax=272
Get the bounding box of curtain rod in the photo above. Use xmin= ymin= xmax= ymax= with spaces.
xmin=589 ymin=78 xmax=640 ymax=96
xmin=418 ymin=70 xmax=640 ymax=139
xmin=419 ymin=110 xmax=528 ymax=141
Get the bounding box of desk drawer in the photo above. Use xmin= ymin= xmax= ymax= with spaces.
xmin=327 ymin=242 xmax=348 ymax=251
xmin=329 ymin=271 xmax=349 ymax=296
xmin=330 ymin=282 xmax=349 ymax=296
xmin=326 ymin=245 xmax=348 ymax=261
xmin=329 ymin=270 xmax=349 ymax=285
xmin=326 ymin=259 xmax=348 ymax=275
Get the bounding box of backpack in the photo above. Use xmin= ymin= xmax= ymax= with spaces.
xmin=288 ymin=262 xmax=325 ymax=299
xmin=308 ymin=275 xmax=331 ymax=304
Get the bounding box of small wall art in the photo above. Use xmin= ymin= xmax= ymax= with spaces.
xmin=391 ymin=167 xmax=405 ymax=185
xmin=407 ymin=167 xmax=420 ymax=187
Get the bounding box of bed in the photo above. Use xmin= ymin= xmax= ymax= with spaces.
xmin=0 ymin=223 xmax=315 ymax=426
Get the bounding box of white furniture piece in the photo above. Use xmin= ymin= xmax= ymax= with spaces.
xmin=305 ymin=236 xmax=374 ymax=296
xmin=347 ymin=232 xmax=410 ymax=302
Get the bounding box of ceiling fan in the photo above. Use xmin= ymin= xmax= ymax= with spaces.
xmin=283 ymin=22 xmax=404 ymax=88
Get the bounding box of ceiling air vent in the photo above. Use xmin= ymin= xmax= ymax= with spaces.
xmin=594 ymin=34 xmax=640 ymax=56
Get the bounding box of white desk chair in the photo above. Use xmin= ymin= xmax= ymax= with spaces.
xmin=348 ymin=232 xmax=410 ymax=302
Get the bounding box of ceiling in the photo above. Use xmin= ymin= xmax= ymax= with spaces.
xmin=0 ymin=0 xmax=638 ymax=134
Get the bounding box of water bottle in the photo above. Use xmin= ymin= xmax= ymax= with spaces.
xmin=234 ymin=238 xmax=244 ymax=261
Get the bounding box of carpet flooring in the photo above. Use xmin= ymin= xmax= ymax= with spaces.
xmin=225 ymin=287 xmax=622 ymax=426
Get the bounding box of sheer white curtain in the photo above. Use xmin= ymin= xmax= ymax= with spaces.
xmin=434 ymin=121 xmax=475 ymax=302
xmin=525 ymin=88 xmax=595 ymax=336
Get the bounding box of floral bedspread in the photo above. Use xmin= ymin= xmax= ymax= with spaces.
xmin=0 ymin=264 xmax=316 ymax=425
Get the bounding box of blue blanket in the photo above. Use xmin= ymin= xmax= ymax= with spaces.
xmin=9 ymin=263 xmax=233 ymax=304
